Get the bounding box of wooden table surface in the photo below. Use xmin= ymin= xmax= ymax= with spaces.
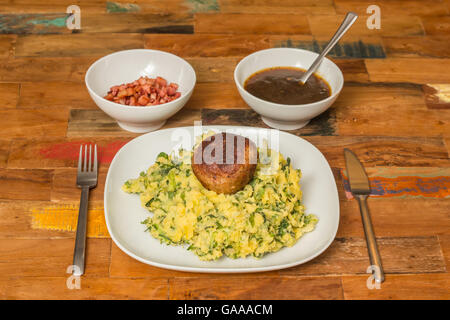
xmin=0 ymin=0 xmax=450 ymax=300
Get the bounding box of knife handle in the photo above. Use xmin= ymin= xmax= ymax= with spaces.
xmin=356 ymin=194 xmax=385 ymax=283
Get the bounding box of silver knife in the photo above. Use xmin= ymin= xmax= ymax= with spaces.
xmin=344 ymin=148 xmax=385 ymax=283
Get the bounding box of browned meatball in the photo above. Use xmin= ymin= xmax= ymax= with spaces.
xmin=191 ymin=133 xmax=258 ymax=194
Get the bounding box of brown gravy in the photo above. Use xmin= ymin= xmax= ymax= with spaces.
xmin=244 ymin=67 xmax=331 ymax=105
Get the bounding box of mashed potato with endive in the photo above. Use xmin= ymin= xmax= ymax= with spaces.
xmin=122 ymin=147 xmax=317 ymax=261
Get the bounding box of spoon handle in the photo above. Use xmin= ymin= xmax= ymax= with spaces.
xmin=300 ymin=12 xmax=358 ymax=84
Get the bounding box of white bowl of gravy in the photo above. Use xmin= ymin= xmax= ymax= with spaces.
xmin=234 ymin=48 xmax=343 ymax=130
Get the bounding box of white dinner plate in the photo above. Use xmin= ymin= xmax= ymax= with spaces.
xmin=104 ymin=126 xmax=339 ymax=273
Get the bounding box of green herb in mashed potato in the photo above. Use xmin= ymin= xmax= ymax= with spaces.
xmin=122 ymin=148 xmax=317 ymax=261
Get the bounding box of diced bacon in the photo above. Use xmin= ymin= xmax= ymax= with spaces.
xmin=104 ymin=76 xmax=181 ymax=106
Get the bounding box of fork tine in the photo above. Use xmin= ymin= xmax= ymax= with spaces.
xmin=89 ymin=144 xmax=92 ymax=172
xmin=84 ymin=145 xmax=87 ymax=172
xmin=78 ymin=145 xmax=82 ymax=173
xmin=94 ymin=144 xmax=98 ymax=173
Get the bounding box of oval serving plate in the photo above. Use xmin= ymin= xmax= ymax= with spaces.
xmin=104 ymin=126 xmax=339 ymax=273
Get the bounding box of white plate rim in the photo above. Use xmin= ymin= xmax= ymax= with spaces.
xmin=104 ymin=125 xmax=339 ymax=273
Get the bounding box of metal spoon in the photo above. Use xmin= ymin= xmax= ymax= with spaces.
xmin=299 ymin=12 xmax=358 ymax=84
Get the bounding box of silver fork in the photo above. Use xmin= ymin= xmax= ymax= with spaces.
xmin=73 ymin=144 xmax=98 ymax=276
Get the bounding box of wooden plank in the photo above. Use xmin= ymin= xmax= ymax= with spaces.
xmin=0 ymin=109 xmax=68 ymax=138
xmin=185 ymin=82 xmax=248 ymax=109
xmin=338 ymin=198 xmax=450 ymax=238
xmin=51 ymin=168 xmax=107 ymax=202
xmin=280 ymin=236 xmax=445 ymax=275
xmin=110 ymin=242 xmax=279 ymax=278
xmin=0 ymin=83 xmax=19 ymax=109
xmin=144 ymin=34 xmax=273 ymax=57
xmin=0 ymin=238 xmax=110 ymax=278
xmin=169 ymin=276 xmax=343 ymax=299
xmin=15 ymin=33 xmax=144 ymax=57
xmin=274 ymin=36 xmax=386 ymax=59
xmin=0 ymin=34 xmax=15 ymax=58
xmin=383 ymin=36 xmax=450 ymax=58
xmin=304 ymin=136 xmax=450 ymax=168
xmin=194 ymin=13 xmax=311 ymax=34
xmin=309 ymin=15 xmax=424 ymax=37
xmin=0 ymin=140 xmax=10 ymax=168
xmin=365 ymin=58 xmax=450 ymax=83
xmin=219 ymin=0 xmax=334 ymax=14
xmin=335 ymin=0 xmax=449 ymax=17
xmin=422 ymin=16 xmax=450 ymax=35
xmin=332 ymin=59 xmax=369 ymax=82
xmin=201 ymin=108 xmax=337 ymax=136
xmin=0 ymin=57 xmax=96 ymax=82
xmin=0 ymin=0 xmax=105 ymax=14
xmin=423 ymin=84 xmax=450 ymax=109
xmin=8 ymin=137 xmax=131 ymax=169
xmin=0 ymin=169 xmax=52 ymax=201
xmin=67 ymin=108 xmax=201 ymax=137
xmin=186 ymin=57 xmax=240 ymax=82
xmin=18 ymin=82 xmax=95 ymax=109
xmin=342 ymin=274 xmax=450 ymax=300
xmin=3 ymin=277 xmax=168 ymax=299
xmin=335 ymin=84 xmax=448 ymax=136
xmin=438 ymin=235 xmax=450 ymax=270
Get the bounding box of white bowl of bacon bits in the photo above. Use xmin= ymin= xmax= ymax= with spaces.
xmin=85 ymin=49 xmax=196 ymax=133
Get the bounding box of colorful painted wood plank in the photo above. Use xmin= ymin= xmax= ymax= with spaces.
xmin=0 ymin=13 xmax=70 ymax=34
xmin=194 ymin=13 xmax=311 ymax=34
xmin=341 ymin=167 xmax=450 ymax=199
xmin=201 ymin=108 xmax=337 ymax=136
xmin=8 ymin=137 xmax=131 ymax=168
xmin=274 ymin=36 xmax=386 ymax=59
xmin=0 ymin=201 xmax=75 ymax=239
xmin=66 ymin=108 xmax=201 ymax=137
xmin=30 ymin=201 xmax=109 ymax=238
xmin=342 ymin=274 xmax=450 ymax=300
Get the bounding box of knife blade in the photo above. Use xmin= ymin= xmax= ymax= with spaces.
xmin=343 ymin=148 xmax=385 ymax=283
